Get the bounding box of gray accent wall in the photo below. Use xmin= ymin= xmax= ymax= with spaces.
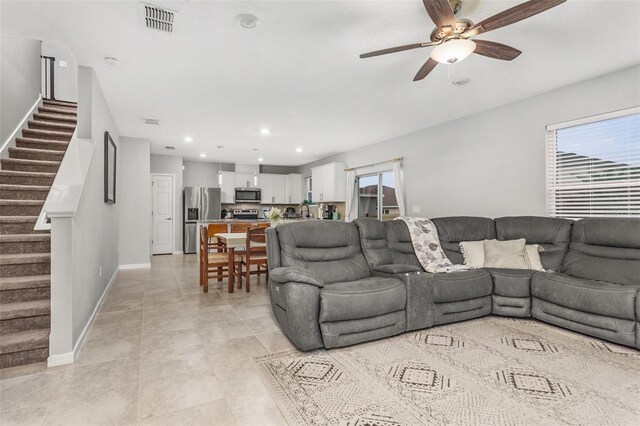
xmin=119 ymin=137 xmax=151 ymax=266
xmin=151 ymin=154 xmax=184 ymax=252
xmin=298 ymin=65 xmax=640 ymax=218
xmin=0 ymin=32 xmax=41 ymax=145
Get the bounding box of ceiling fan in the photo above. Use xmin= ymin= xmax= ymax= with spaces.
xmin=360 ymin=0 xmax=566 ymax=81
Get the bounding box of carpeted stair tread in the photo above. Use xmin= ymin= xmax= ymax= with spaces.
xmin=0 ymin=329 xmax=49 ymax=355
xmin=0 ymin=275 xmax=50 ymax=291
xmin=22 ymin=128 xmax=73 ymax=141
xmin=0 ymin=215 xmax=39 ymax=223
xmin=0 ymin=233 xmax=50 ymax=243
xmin=0 ymin=199 xmax=45 ymax=206
xmin=15 ymin=137 xmax=69 ymax=151
xmin=0 ymin=158 xmax=61 ymax=167
xmin=43 ymin=99 xmax=77 ymax=108
xmin=8 ymin=147 xmax=65 ymax=161
xmin=0 ymin=170 xmax=56 ymax=179
xmin=32 ymin=113 xmax=77 ymax=124
xmin=0 ymin=184 xmax=51 ymax=192
xmin=38 ymin=106 xmax=76 ymax=116
xmin=0 ymin=253 xmax=50 ymax=265
xmin=27 ymin=120 xmax=76 ymax=132
xmin=0 ymin=300 xmax=50 ymax=321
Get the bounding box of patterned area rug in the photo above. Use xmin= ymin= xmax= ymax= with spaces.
xmin=252 ymin=317 xmax=640 ymax=425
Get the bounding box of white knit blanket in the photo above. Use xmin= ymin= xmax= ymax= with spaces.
xmin=396 ymin=217 xmax=474 ymax=273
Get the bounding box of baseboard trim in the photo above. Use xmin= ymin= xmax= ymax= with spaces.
xmin=119 ymin=263 xmax=151 ymax=270
xmin=47 ymin=267 xmax=119 ymax=368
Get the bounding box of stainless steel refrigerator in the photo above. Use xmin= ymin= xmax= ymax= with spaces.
xmin=183 ymin=187 xmax=221 ymax=254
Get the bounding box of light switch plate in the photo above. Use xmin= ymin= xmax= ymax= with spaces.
xmin=59 ymin=60 xmax=68 ymax=68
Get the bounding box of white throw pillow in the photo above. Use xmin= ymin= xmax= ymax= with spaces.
xmin=459 ymin=239 xmax=545 ymax=270
xmin=524 ymin=244 xmax=545 ymax=271
xmin=459 ymin=241 xmax=485 ymax=267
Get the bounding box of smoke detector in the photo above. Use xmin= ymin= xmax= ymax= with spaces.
xmin=142 ymin=3 xmax=176 ymax=33
xmin=143 ymin=118 xmax=160 ymax=125
xmin=104 ymin=57 xmax=120 ymax=66
xmin=236 ymin=14 xmax=259 ymax=29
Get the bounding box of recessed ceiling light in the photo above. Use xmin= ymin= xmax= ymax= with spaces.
xmin=104 ymin=57 xmax=120 ymax=66
xmin=295 ymin=147 xmax=302 ymax=153
xmin=200 ymin=153 xmax=206 ymax=158
xmin=257 ymin=157 xmax=264 ymax=162
xmin=452 ymin=78 xmax=471 ymax=86
xmin=184 ymin=136 xmax=193 ymax=142
xmin=260 ymin=128 xmax=270 ymax=136
xmin=236 ymin=14 xmax=259 ymax=29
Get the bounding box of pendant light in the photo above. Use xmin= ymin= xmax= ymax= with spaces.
xmin=217 ymin=146 xmax=223 ymax=186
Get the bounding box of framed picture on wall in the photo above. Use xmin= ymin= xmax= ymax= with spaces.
xmin=104 ymin=131 xmax=116 ymax=204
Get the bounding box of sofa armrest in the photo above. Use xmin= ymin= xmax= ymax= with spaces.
xmin=270 ymin=267 xmax=324 ymax=287
xmin=373 ymin=264 xmax=421 ymax=274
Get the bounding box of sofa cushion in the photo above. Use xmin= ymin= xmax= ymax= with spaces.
xmin=319 ymin=277 xmax=406 ymax=323
xmin=562 ymin=218 xmax=640 ymax=286
xmin=495 ymin=216 xmax=573 ymax=272
xmin=384 ymin=220 xmax=423 ymax=268
xmin=353 ymin=218 xmax=394 ymax=267
xmin=277 ymin=221 xmax=371 ymax=284
xmin=432 ymin=269 xmax=493 ymax=303
xmin=531 ymin=272 xmax=640 ymax=321
xmin=486 ymin=268 xmax=534 ymax=298
xmin=432 ymin=217 xmax=496 ymax=264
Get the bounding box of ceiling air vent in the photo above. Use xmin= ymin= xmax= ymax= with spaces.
xmin=143 ymin=118 xmax=160 ymax=125
xmin=142 ymin=3 xmax=175 ymax=33
xmin=165 ymin=146 xmax=175 ymax=150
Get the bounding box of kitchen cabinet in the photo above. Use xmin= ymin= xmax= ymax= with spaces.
xmin=311 ymin=162 xmax=345 ymax=202
xmin=220 ymin=171 xmax=235 ymax=203
xmin=260 ymin=174 xmax=286 ymax=204
xmin=234 ymin=172 xmax=259 ymax=189
xmin=284 ymin=173 xmax=302 ymax=205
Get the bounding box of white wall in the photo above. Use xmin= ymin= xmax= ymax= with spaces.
xmin=42 ymin=41 xmax=77 ymax=102
xmin=183 ymin=160 xmax=220 ymax=188
xmin=118 ymin=137 xmax=151 ymax=266
xmin=70 ymin=67 xmax=120 ymax=344
xmin=299 ymin=65 xmax=640 ymax=218
xmin=0 ymin=32 xmax=41 ymax=144
xmin=151 ymin=154 xmax=184 ymax=252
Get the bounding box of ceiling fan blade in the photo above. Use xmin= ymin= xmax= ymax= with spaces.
xmin=464 ymin=0 xmax=566 ymax=37
xmin=413 ymin=58 xmax=438 ymax=81
xmin=473 ymin=40 xmax=522 ymax=61
xmin=359 ymin=41 xmax=439 ymax=59
xmin=422 ymin=0 xmax=457 ymax=34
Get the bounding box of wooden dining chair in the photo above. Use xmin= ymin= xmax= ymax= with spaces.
xmin=257 ymin=222 xmax=270 ymax=229
xmin=230 ymin=222 xmax=252 ymax=233
xmin=238 ymin=226 xmax=268 ymax=292
xmin=199 ymin=225 xmax=241 ymax=293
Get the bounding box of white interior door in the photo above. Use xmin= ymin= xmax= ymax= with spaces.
xmin=152 ymin=174 xmax=174 ymax=254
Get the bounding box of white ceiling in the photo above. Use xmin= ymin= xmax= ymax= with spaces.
xmin=1 ymin=1 xmax=639 ymax=166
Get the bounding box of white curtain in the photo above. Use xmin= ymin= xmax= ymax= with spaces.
xmin=344 ymin=170 xmax=357 ymax=222
xmin=393 ymin=160 xmax=406 ymax=217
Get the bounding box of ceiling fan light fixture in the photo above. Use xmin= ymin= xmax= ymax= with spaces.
xmin=430 ymin=38 xmax=476 ymax=64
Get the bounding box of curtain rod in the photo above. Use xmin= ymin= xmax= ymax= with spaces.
xmin=344 ymin=157 xmax=403 ymax=172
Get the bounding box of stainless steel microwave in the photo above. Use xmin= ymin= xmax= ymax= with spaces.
xmin=234 ymin=188 xmax=261 ymax=203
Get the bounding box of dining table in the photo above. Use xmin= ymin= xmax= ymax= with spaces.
xmin=214 ymin=232 xmax=247 ymax=293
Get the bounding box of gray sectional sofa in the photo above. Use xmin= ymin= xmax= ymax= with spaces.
xmin=265 ymin=216 xmax=640 ymax=351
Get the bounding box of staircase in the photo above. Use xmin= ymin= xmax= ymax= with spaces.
xmin=0 ymin=99 xmax=77 ymax=368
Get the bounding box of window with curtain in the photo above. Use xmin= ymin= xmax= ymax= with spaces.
xmin=357 ymin=171 xmax=399 ymax=220
xmin=545 ymin=108 xmax=640 ymax=219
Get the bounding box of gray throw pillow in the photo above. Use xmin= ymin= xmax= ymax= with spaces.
xmin=483 ymin=239 xmax=528 ymax=268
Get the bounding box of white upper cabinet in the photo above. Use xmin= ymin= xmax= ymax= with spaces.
xmin=285 ymin=173 xmax=302 ymax=205
xmin=259 ymin=174 xmax=286 ymax=204
xmin=311 ymin=162 xmax=346 ymax=202
xmin=220 ymin=171 xmax=235 ymax=203
xmin=234 ymin=172 xmax=259 ymax=189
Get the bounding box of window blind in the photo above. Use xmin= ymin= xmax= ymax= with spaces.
xmin=546 ymin=108 xmax=640 ymax=219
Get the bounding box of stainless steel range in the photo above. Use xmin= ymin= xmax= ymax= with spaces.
xmin=232 ymin=209 xmax=259 ymax=220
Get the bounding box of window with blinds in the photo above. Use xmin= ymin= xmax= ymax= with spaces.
xmin=546 ymin=107 xmax=640 ymax=219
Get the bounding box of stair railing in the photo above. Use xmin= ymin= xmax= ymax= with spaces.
xmin=41 ymin=55 xmax=55 ymax=100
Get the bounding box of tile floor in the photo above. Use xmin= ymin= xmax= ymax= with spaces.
xmin=0 ymin=254 xmax=298 ymax=425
